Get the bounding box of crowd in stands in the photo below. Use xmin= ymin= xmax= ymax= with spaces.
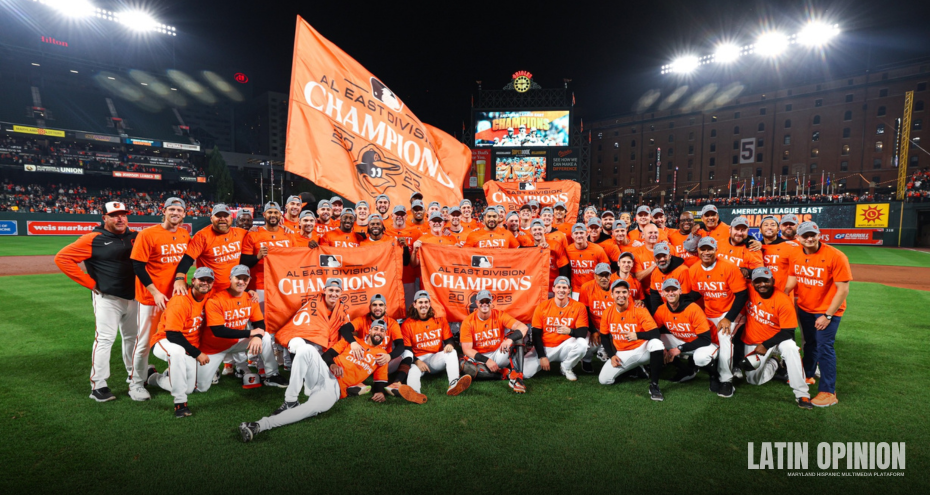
xmin=0 ymin=180 xmax=245 ymax=217
xmin=0 ymin=135 xmax=205 ymax=177
xmin=906 ymin=169 xmax=930 ymax=200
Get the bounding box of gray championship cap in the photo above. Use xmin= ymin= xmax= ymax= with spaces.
xmin=459 ymin=199 xmax=472 ymax=207
xmin=661 ymin=278 xmax=681 ymax=290
xmin=414 ymin=290 xmax=431 ymax=301
xmin=636 ymin=205 xmax=652 ymax=215
xmin=651 ymin=208 xmax=665 ymax=217
xmin=700 ymin=204 xmax=718 ymax=216
xmin=585 ymin=206 xmax=598 ymax=214
xmin=449 ymin=205 xmax=461 ymax=215
xmin=230 ymin=265 xmax=250 ymax=278
xmin=330 ymin=196 xmax=343 ymax=204
xmin=475 ymin=290 xmax=493 ymax=302
xmin=429 ymin=211 xmax=445 ymax=222
xmin=587 ymin=217 xmax=602 ymax=228
xmin=731 ymin=216 xmax=750 ymax=229
xmin=751 ymin=267 xmax=774 ymax=281
xmin=211 ymin=204 xmax=231 ymax=216
xmin=614 ymin=220 xmax=628 ymax=230
xmin=285 ymin=195 xmax=302 ymax=205
xmin=530 ymin=219 xmax=544 ymax=229
xmin=519 ymin=203 xmax=532 ymax=211
xmin=317 ymin=200 xmax=332 ymax=209
xmin=527 ymin=199 xmax=540 ymax=208
xmin=601 ymin=210 xmax=615 ymax=218
xmin=355 ymin=200 xmax=369 ymax=209
xmin=368 ymin=213 xmax=383 ymax=222
xmin=428 ymin=201 xmax=441 ymax=209
xmin=299 ymin=210 xmax=316 ymax=219
xmin=553 ymin=201 xmax=567 ymax=210
xmin=393 ymin=205 xmax=407 ymax=215
xmin=164 ymin=197 xmax=185 ymax=209
xmin=780 ymin=213 xmax=799 ymax=225
xmin=324 ymin=278 xmax=342 ymax=289
xmin=572 ymin=223 xmax=587 ymax=233
xmin=761 ymin=215 xmax=778 ymax=224
xmin=340 ymin=208 xmax=356 ymax=218
xmin=797 ymin=221 xmax=820 ymax=236
xmin=371 ymin=319 xmax=386 ymax=330
xmin=411 ymin=199 xmax=425 ymax=210
xmin=410 ymin=191 xmax=424 ymax=201
xmin=553 ymin=276 xmax=571 ymax=288
xmin=495 ymin=205 xmax=506 ymax=214
xmin=264 ymin=201 xmax=281 ymax=212
xmin=594 ymin=263 xmax=612 ymax=275
xmin=619 ymin=251 xmax=636 ymax=262
xmin=610 ymin=279 xmax=631 ymax=291
xmin=653 ymin=242 xmax=671 ymax=257
xmin=375 ymin=194 xmax=390 ymax=202
xmin=192 ymin=267 xmax=214 ymax=280
xmin=697 ymin=237 xmax=718 ymax=249
xmin=540 ymin=206 xmax=553 ymax=215
xmin=370 ymin=293 xmax=387 ymax=304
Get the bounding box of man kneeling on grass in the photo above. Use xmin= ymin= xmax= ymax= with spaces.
xmin=238 ymin=319 xmax=426 ymax=442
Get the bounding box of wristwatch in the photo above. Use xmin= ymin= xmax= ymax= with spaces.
xmin=175 ymin=275 xmax=185 ymax=281
xmin=824 ymin=314 xmax=833 ymax=321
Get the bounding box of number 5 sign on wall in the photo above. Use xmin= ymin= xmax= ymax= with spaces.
xmin=739 ymin=138 xmax=756 ymax=164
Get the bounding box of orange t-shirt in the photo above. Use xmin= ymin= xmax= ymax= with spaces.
xmin=151 ymin=290 xmax=209 ymax=347
xmin=314 ymin=221 xmax=335 ymax=236
xmin=464 ymin=228 xmax=520 ymax=249
xmin=130 ymin=224 xmax=190 ymax=306
xmin=648 ymin=264 xmax=693 ymax=301
xmin=697 ymin=222 xmax=730 ymax=244
xmin=531 ymin=298 xmax=589 ymax=348
xmin=448 ymin=227 xmax=473 ymax=245
xmin=628 ymin=228 xmax=670 ymax=244
xmin=359 ymin=234 xmax=396 ymax=247
xmin=632 ymin=244 xmax=658 ymax=275
xmin=543 ymin=237 xmax=570 ymax=286
xmin=553 ymin=222 xmax=574 ymax=237
xmin=320 ymin=229 xmax=365 ymax=248
xmin=274 ymin=294 xmax=350 ymax=349
xmin=460 ymin=309 xmax=521 ymax=354
xmin=201 ymin=290 xmax=263 ymax=355
xmin=653 ymin=302 xmax=711 ymax=343
xmin=329 ymin=338 xmax=389 ymax=399
xmin=418 ymin=233 xmax=458 ymax=245
xmin=401 ymin=316 xmax=452 ymax=356
xmin=789 ymin=243 xmax=853 ymax=316
xmin=545 ymin=230 xmax=570 ymax=252
xmin=184 ymin=226 xmax=247 ymax=290
xmin=511 ymin=229 xmax=536 ymax=247
xmin=597 ymin=238 xmax=622 ymax=264
xmin=688 ymin=258 xmax=747 ymax=318
xmin=353 ymin=221 xmax=370 ymax=236
xmin=281 ymin=217 xmax=301 ymax=233
xmin=761 ymin=240 xmax=801 ymax=292
xmin=460 ymin=218 xmax=480 ymax=231
xmin=384 ymin=224 xmax=422 ymax=283
xmin=744 ymin=287 xmax=798 ymax=345
xmin=406 ymin=218 xmax=430 ymax=234
xmin=241 ymin=227 xmax=296 ymax=291
xmin=565 ymin=241 xmax=610 ymax=292
xmin=292 ymin=231 xmax=320 ymax=247
xmin=350 ymin=315 xmax=403 ymax=353
xmin=667 ymin=230 xmax=700 ymax=267
xmin=618 ymin=272 xmax=645 ymax=302
xmin=578 ymin=278 xmax=618 ymax=329
xmin=599 ymin=304 xmax=658 ymax=352
xmin=716 ymin=238 xmax=764 ymax=271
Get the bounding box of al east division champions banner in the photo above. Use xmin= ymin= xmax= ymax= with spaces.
xmin=483 ymin=180 xmax=581 ymax=221
xmin=284 ymin=16 xmax=470 ymax=210
xmin=418 ymin=244 xmax=549 ymax=323
xmin=263 ymin=243 xmax=405 ymax=332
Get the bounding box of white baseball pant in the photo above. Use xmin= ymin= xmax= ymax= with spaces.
xmin=403 ymin=349 xmax=460 ymax=393
xmin=90 ymin=292 xmax=139 ymax=389
xmin=256 ymin=347 xmax=341 ymax=432
xmin=195 ymin=338 xmax=249 ymax=393
xmin=743 ymin=340 xmax=810 ymax=399
xmin=598 ymin=339 xmax=664 ymax=385
xmin=708 ymin=315 xmax=734 ymax=383
xmin=524 ymin=337 xmax=587 ymax=378
xmin=660 ymin=334 xmax=717 ymax=368
xmin=285 ymin=338 xmax=324 ymax=402
xmin=151 ymin=339 xmax=197 ymax=403
xmin=129 ymin=303 xmax=161 ymax=393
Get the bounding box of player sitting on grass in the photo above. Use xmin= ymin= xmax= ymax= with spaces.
xmin=238 ymin=319 xmax=426 ymax=443
xmin=458 ymin=290 xmax=529 ymax=393
xmin=652 ymin=278 xmax=717 ymax=384
xmin=524 ymin=277 xmax=589 ymax=381
xmin=400 ymin=291 xmax=471 ymax=396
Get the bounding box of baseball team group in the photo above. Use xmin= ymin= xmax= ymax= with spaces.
xmin=53 ymin=190 xmax=851 ymax=443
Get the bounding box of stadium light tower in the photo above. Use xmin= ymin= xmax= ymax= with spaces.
xmin=755 ymin=31 xmax=790 ymax=57
xmin=713 ymin=44 xmax=741 ymax=63
xmin=797 ymin=22 xmax=841 ymax=47
xmin=32 ymin=0 xmax=176 ymax=35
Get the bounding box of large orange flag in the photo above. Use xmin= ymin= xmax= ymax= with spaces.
xmin=263 ymin=243 xmax=405 ymax=333
xmin=483 ymin=180 xmax=582 ymax=221
xmin=285 ymin=16 xmax=470 ymax=207
xmin=417 ymin=244 xmax=549 ymax=323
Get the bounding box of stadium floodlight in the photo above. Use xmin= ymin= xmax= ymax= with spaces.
xmin=713 ymin=44 xmax=741 ymax=63
xmin=755 ymin=31 xmax=789 ymax=57
xmin=797 ymin=22 xmax=840 ymax=47
xmin=669 ymin=56 xmax=700 ymax=74
xmin=37 ymin=0 xmax=95 ymax=18
xmin=117 ymin=10 xmax=158 ymax=32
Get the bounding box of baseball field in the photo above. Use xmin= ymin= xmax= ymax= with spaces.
xmin=1 ymin=238 xmax=927 ymax=493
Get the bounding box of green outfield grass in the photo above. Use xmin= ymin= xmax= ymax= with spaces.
xmin=1 ymin=274 xmax=926 ymax=493
xmin=835 ymin=245 xmax=930 ymax=268
xmin=0 ymin=235 xmax=79 ymax=256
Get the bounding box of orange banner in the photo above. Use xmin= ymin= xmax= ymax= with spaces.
xmin=417 ymin=244 xmax=549 ymax=323
xmin=284 ymin=16 xmax=470 ymax=209
xmin=263 ymin=243 xmax=405 ymax=332
xmin=482 ymin=180 xmax=581 ymax=221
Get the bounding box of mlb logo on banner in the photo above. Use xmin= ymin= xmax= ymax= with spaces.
xmin=319 ymin=254 xmax=343 ymax=267
xmin=471 ymin=255 xmax=493 ymax=268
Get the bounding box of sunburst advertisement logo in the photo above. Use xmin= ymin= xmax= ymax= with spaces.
xmin=855 ymin=204 xmax=889 ymax=228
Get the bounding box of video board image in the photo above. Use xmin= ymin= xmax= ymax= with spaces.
xmin=475 ymin=110 xmax=570 ymax=147
xmin=494 ymin=149 xmax=547 ymax=183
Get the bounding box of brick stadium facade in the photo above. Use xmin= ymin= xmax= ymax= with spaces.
xmin=589 ymin=61 xmax=929 ymax=202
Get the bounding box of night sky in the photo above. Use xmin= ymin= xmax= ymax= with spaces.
xmin=133 ymin=0 xmax=930 ymax=134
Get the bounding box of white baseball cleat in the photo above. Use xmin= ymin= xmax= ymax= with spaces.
xmin=128 ymin=387 xmax=151 ymax=401
xmin=561 ymin=365 xmax=578 ymax=382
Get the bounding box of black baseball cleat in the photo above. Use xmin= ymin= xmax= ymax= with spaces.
xmin=581 ymin=361 xmax=595 ymax=374
xmin=90 ymin=387 xmax=116 ymax=402
xmin=262 ymin=374 xmax=287 ymax=388
xmin=174 ymin=402 xmax=192 ymax=418
xmin=671 ymin=367 xmax=698 ymax=383
xmin=797 ymin=397 xmax=813 ymax=410
xmin=709 ymin=373 xmax=721 ymax=394
xmin=717 ymin=382 xmax=735 ymax=398
xmin=649 ymin=384 xmax=665 ymax=402
xmin=239 ymin=422 xmax=261 ymax=442
xmin=773 ymin=360 xmax=789 ymax=383
xmin=272 ymin=400 xmax=299 ymax=416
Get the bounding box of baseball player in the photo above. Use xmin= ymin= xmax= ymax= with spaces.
xmin=406 ymin=199 xmax=429 ymax=232
xmin=647 ymin=242 xmax=693 ymax=311
xmin=374 ymin=193 xmax=391 ymax=218
xmin=742 ymin=267 xmax=813 ymax=409
xmin=505 ymin=211 xmax=535 ymax=246
xmin=578 ymin=263 xmax=617 ymax=370
xmin=687 ymin=237 xmax=749 ymax=398
xmin=651 ymin=208 xmax=669 ymax=235
xmin=414 ymin=211 xmax=458 ymax=246
xmin=759 ymin=215 xmax=799 ymax=292
xmin=320 ymin=209 xmax=366 ymax=247
xmin=55 ymin=201 xmax=139 ymax=401
xmin=464 ymin=208 xmax=520 ymax=248
xmin=582 ymin=205 xmax=598 ymax=226
xmin=294 ymin=210 xmax=320 ymax=247
xmin=146 ymin=267 xmax=215 ymax=417
xmin=598 ymin=211 xmax=616 ymax=242
xmin=339 ymin=293 xmax=407 ymax=378
xmin=447 ymin=206 xmax=473 ymax=246
xmin=667 ymin=211 xmax=700 ymax=267
xmin=127 ymin=197 xmax=190 ymax=401
xmin=566 ymin=223 xmax=610 ymax=298
xmin=627 ymin=206 xmax=652 ymax=243
xmin=272 ymin=278 xmax=351 ymax=415
xmin=384 ymin=205 xmax=423 ymax=306
xmin=598 ymin=279 xmax=666 ymax=401
xmin=174 ymin=204 xmax=247 ymax=293
xmin=599 ymin=219 xmax=637 ymax=257
xmin=779 ymin=214 xmax=799 ymax=242
xmin=235 ymin=209 xmax=254 ymax=231
xmin=715 ymin=216 xmax=764 ymax=277
xmin=552 ymin=202 xmax=573 ymax=236
xmin=329 ymin=196 xmax=344 ymax=226
xmin=458 ymin=290 xmax=529 ymax=393
xmin=538 ymin=206 xmax=570 ymax=251
xmin=281 ymin=195 xmax=303 ymax=232
xmin=359 ymin=214 xmax=393 ymax=246
xmin=697 ymin=204 xmax=729 ymax=244
xmin=197 ymin=265 xmax=279 ymax=391
xmin=400 ymin=291 xmax=471 ymax=396
xmin=458 ymin=199 xmax=480 ymax=231
xmin=238 ymin=319 xmax=426 ymax=443
xmin=353 ymin=200 xmax=371 ymax=235
xmin=616 ymin=252 xmax=646 ymax=304
xmin=652 ymin=278 xmax=717 ymax=383
xmin=315 ymin=200 xmax=335 ymax=235
xmin=524 ymin=277 xmax=589 ymax=380
xmin=529 ymin=219 xmax=570 ymax=287
xmin=632 ymin=224 xmax=662 ymax=282
xmin=785 ymin=222 xmax=851 ymax=408
xmin=588 ymin=218 xmax=620 ymax=269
